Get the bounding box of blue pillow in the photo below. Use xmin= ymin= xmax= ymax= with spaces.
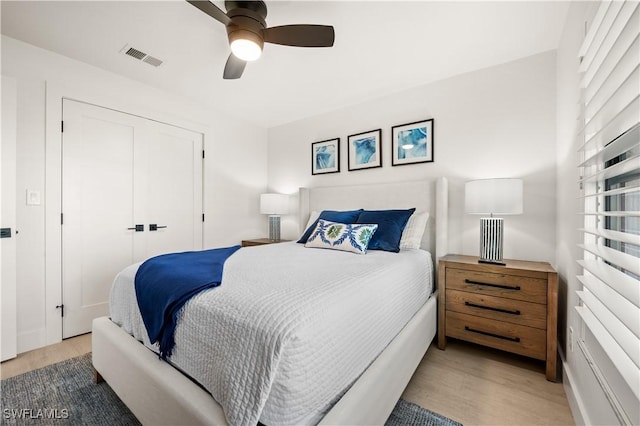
xmin=356 ymin=208 xmax=416 ymax=252
xmin=297 ymin=209 xmax=363 ymax=243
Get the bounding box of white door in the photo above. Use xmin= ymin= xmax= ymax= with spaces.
xmin=62 ymin=100 xmax=203 ymax=338
xmin=1 ymin=76 xmax=18 ymax=361
xmin=137 ymin=121 xmax=203 ymax=259
xmin=62 ymin=101 xmax=137 ymax=338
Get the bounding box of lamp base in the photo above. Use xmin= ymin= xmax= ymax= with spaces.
xmin=268 ymin=216 xmax=281 ymax=242
xmin=479 ymin=217 xmax=504 ymax=264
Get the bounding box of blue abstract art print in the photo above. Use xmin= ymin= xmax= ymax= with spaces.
xmin=391 ymin=119 xmax=434 ymax=166
xmin=348 ymin=129 xmax=382 ymax=171
xmin=312 ymin=138 xmax=340 ymax=175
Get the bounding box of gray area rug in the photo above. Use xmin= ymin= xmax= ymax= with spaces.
xmin=386 ymin=400 xmax=462 ymax=426
xmin=1 ymin=353 xmax=461 ymax=425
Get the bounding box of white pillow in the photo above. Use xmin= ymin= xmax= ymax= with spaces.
xmin=399 ymin=211 xmax=429 ymax=250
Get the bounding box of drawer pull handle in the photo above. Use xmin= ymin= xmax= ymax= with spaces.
xmin=465 ymin=326 xmax=521 ymax=342
xmin=465 ymin=279 xmax=521 ymax=291
xmin=464 ymin=301 xmax=521 ymax=315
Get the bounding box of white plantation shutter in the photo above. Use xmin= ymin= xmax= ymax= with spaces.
xmin=576 ymin=0 xmax=640 ymax=423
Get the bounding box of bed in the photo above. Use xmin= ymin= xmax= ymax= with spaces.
xmin=92 ymin=178 xmax=449 ymax=425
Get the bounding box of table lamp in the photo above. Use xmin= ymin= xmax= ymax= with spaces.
xmin=260 ymin=193 xmax=289 ymax=241
xmin=465 ymin=178 xmax=523 ymax=265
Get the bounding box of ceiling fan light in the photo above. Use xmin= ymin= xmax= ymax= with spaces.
xmin=230 ymin=38 xmax=262 ymax=61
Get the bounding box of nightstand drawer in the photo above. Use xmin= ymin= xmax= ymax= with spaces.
xmin=446 ymin=311 xmax=546 ymax=360
xmin=446 ymin=268 xmax=547 ymax=304
xmin=446 ymin=289 xmax=547 ymax=329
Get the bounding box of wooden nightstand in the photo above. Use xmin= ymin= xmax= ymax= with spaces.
xmin=241 ymin=238 xmax=291 ymax=247
xmin=438 ymin=254 xmax=558 ymax=381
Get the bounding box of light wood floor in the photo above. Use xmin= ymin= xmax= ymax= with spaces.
xmin=1 ymin=335 xmax=574 ymax=425
xmin=403 ymin=340 xmax=574 ymax=425
xmin=0 ymin=333 xmax=91 ymax=380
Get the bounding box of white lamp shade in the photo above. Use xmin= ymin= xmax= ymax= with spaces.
xmin=465 ymin=178 xmax=523 ymax=215
xmin=260 ymin=193 xmax=289 ymax=215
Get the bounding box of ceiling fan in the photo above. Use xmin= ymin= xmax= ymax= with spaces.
xmin=187 ymin=0 xmax=335 ymax=79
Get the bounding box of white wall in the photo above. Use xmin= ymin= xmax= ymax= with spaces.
xmin=268 ymin=51 xmax=557 ymax=264
xmin=555 ymin=3 xmax=624 ymax=425
xmin=1 ymin=35 xmax=268 ymax=353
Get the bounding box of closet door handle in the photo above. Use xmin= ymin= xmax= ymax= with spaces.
xmin=149 ymin=224 xmax=167 ymax=231
xmin=127 ymin=225 xmax=144 ymax=232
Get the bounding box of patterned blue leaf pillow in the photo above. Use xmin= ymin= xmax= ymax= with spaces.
xmin=305 ymin=219 xmax=378 ymax=254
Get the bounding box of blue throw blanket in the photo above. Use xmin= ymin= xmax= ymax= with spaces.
xmin=135 ymin=245 xmax=241 ymax=359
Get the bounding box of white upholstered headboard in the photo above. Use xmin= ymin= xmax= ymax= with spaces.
xmin=299 ymin=177 xmax=448 ymax=267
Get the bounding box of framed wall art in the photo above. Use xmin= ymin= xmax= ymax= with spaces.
xmin=311 ymin=138 xmax=340 ymax=175
xmin=348 ymin=129 xmax=382 ymax=171
xmin=391 ymin=119 xmax=434 ymax=166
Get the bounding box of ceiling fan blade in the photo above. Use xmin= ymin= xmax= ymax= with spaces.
xmin=186 ymin=0 xmax=231 ymax=26
xmin=263 ymin=25 xmax=335 ymax=47
xmin=223 ymin=53 xmax=247 ymax=79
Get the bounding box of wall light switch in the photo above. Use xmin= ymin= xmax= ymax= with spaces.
xmin=26 ymin=189 xmax=41 ymax=206
xmin=569 ymin=326 xmax=574 ymax=352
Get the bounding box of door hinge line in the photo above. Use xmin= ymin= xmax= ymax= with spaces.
xmin=202 ymin=213 xmax=205 ymax=222
xmin=61 ymin=213 xmax=64 ymax=225
xmin=61 ymin=121 xmax=64 ymax=133
xmin=202 ymin=150 xmax=205 ymax=159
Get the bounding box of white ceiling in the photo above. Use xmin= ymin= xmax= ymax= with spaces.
xmin=1 ymin=1 xmax=570 ymax=128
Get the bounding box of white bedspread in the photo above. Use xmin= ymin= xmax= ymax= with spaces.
xmin=110 ymin=242 xmax=433 ymax=425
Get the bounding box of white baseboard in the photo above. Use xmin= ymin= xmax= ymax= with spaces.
xmin=563 ymin=359 xmax=587 ymax=426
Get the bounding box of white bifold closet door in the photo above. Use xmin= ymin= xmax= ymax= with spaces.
xmin=62 ymin=99 xmax=203 ymax=338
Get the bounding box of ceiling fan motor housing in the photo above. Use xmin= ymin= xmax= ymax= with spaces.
xmin=225 ymin=1 xmax=267 ymax=18
xmin=226 ymin=14 xmax=265 ymax=51
xmin=226 ymin=1 xmax=267 ymax=53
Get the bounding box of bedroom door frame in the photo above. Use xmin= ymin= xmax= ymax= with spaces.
xmin=1 ymin=75 xmax=18 ymax=361
xmin=44 ymin=84 xmax=207 ymax=345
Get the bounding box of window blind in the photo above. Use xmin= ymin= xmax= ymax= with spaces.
xmin=576 ymin=0 xmax=639 ymax=423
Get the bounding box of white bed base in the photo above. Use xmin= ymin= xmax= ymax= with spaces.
xmin=92 ymin=295 xmax=436 ymax=425
xmin=92 ymin=177 xmax=448 ymax=425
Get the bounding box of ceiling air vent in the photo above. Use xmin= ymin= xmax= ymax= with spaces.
xmin=120 ymin=44 xmax=164 ymax=68
xmin=142 ymin=55 xmax=163 ymax=67
xmin=125 ymin=47 xmax=146 ymax=60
